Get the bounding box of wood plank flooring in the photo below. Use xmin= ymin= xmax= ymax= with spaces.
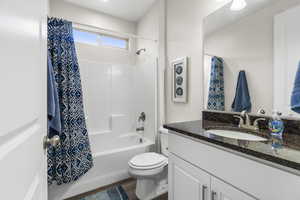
xmin=65 ymin=178 xmax=168 ymax=200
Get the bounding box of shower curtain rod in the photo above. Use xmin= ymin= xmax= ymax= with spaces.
xmin=48 ymin=16 xmax=158 ymax=42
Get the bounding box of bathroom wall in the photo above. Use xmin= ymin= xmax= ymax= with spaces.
xmin=165 ymin=0 xmax=230 ymax=123
xmin=49 ymin=0 xmax=136 ymax=34
xmin=134 ymin=1 xmax=161 ymax=141
xmin=204 ymin=0 xmax=300 ymax=115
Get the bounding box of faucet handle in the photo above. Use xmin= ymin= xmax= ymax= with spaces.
xmin=257 ymin=108 xmax=266 ymax=115
xmin=253 ymin=118 xmax=266 ymax=130
xmin=234 ymin=115 xmax=244 ymax=127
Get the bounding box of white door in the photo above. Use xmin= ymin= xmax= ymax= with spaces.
xmin=169 ymin=154 xmax=211 ymax=200
xmin=211 ymin=177 xmax=256 ymax=200
xmin=0 ymin=0 xmax=48 ymax=199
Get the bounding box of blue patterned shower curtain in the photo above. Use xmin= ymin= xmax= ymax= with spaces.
xmin=47 ymin=17 xmax=93 ymax=185
xmin=207 ymin=56 xmax=225 ymax=111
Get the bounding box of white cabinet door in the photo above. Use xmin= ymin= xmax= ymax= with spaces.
xmin=169 ymin=153 xmax=211 ymax=200
xmin=0 ymin=0 xmax=48 ymax=199
xmin=211 ymin=177 xmax=256 ymax=200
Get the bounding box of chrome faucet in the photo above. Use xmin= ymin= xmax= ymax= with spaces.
xmin=242 ymin=111 xmax=251 ymax=128
xmin=138 ymin=112 xmax=146 ymax=123
xmin=234 ymin=110 xmax=266 ymax=131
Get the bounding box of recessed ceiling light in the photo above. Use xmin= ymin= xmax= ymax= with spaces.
xmin=230 ymin=0 xmax=247 ymax=11
xmin=102 ymin=0 xmax=109 ymax=2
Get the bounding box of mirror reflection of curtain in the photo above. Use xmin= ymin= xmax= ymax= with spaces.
xmin=291 ymin=62 xmax=300 ymax=114
xmin=207 ymin=56 xmax=225 ymax=111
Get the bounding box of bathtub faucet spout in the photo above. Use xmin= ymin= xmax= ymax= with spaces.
xmin=136 ymin=127 xmax=145 ymax=132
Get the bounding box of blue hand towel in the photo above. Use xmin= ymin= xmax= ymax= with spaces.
xmin=47 ymin=52 xmax=61 ymax=135
xmin=231 ymin=70 xmax=252 ymax=112
xmin=291 ymin=62 xmax=300 ymax=113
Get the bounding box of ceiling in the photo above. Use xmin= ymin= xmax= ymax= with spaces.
xmin=64 ymin=0 xmax=157 ymax=21
xmin=204 ymin=0 xmax=279 ymax=37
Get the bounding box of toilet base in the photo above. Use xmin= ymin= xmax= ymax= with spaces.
xmin=135 ymin=167 xmax=168 ymax=200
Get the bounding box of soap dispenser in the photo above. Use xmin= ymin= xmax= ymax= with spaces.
xmin=268 ymin=110 xmax=284 ymax=137
xmin=269 ymin=111 xmax=284 ymax=152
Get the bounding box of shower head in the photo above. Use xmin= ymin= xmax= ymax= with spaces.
xmin=136 ymin=48 xmax=146 ymax=55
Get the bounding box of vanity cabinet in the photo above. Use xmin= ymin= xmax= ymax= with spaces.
xmin=169 ymin=154 xmax=210 ymax=200
xmin=168 ymin=132 xmax=300 ymax=200
xmin=169 ymin=153 xmax=255 ymax=200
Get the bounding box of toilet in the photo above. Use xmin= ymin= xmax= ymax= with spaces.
xmin=128 ymin=127 xmax=169 ymax=200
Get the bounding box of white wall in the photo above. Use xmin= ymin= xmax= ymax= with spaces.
xmin=134 ymin=0 xmax=160 ymax=141
xmin=165 ymin=0 xmax=230 ymax=123
xmin=50 ymin=0 xmax=136 ymax=34
xmin=136 ymin=1 xmax=160 ymax=57
xmin=203 ymin=55 xmax=212 ymax=108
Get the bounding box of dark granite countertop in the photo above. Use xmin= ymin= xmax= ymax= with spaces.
xmin=164 ymin=120 xmax=300 ymax=173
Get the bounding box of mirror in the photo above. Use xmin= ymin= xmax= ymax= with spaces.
xmin=203 ymin=0 xmax=300 ymax=118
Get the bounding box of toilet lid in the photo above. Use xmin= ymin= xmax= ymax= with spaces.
xmin=129 ymin=153 xmax=167 ymax=169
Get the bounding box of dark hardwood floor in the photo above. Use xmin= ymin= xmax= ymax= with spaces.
xmin=66 ymin=178 xmax=168 ymax=200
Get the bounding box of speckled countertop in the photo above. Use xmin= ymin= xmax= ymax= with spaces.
xmin=164 ymin=120 xmax=300 ymax=173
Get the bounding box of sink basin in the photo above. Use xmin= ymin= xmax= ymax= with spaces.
xmin=206 ymin=129 xmax=268 ymax=142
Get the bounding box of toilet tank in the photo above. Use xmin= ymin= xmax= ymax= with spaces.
xmin=159 ymin=127 xmax=169 ymax=157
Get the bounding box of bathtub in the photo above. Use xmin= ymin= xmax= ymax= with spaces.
xmin=48 ymin=133 xmax=154 ymax=200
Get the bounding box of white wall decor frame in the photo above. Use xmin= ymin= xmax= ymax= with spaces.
xmin=172 ymin=57 xmax=188 ymax=103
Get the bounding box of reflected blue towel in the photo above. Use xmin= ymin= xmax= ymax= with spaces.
xmin=231 ymin=70 xmax=252 ymax=112
xmin=207 ymin=56 xmax=225 ymax=111
xmin=47 ymin=52 xmax=61 ymax=135
xmin=291 ymin=62 xmax=300 ymax=113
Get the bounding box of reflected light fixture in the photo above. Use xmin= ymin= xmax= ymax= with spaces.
xmin=230 ymin=0 xmax=247 ymax=11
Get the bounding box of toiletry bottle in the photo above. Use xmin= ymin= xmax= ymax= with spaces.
xmin=268 ymin=111 xmax=284 ymax=137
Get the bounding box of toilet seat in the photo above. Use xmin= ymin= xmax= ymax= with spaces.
xmin=129 ymin=152 xmax=168 ymax=170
